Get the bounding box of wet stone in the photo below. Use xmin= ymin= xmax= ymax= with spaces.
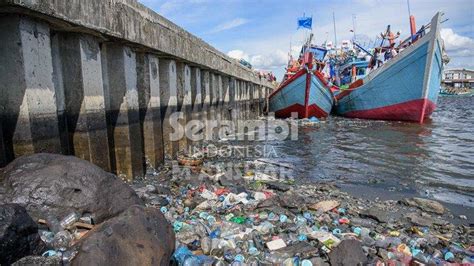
xmin=329 ymin=239 xmax=368 ymax=266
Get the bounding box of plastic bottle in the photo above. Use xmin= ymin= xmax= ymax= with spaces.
xmin=444 ymin=251 xmax=454 ymax=262
xmin=263 ymin=253 xmax=285 ymax=264
xmin=59 ymin=212 xmax=79 ymax=229
xmin=53 ymin=231 xmax=73 ymax=249
xmin=230 ymin=216 xmax=246 ymax=224
xmin=39 ymin=230 xmax=55 ymax=245
xmin=45 ymin=214 xmax=61 ymax=234
xmin=207 ymin=215 xmax=217 ymax=225
xmin=449 ymin=244 xmax=472 ymax=256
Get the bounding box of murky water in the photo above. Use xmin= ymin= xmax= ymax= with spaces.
xmin=270 ymin=95 xmax=474 ymax=211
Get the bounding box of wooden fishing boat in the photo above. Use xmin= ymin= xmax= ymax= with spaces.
xmin=334 ymin=12 xmax=444 ymax=123
xmin=269 ymin=41 xmax=334 ymax=119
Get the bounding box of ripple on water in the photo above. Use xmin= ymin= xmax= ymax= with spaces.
xmin=273 ymin=95 xmax=474 ymax=207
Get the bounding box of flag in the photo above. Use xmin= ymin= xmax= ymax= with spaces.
xmin=297 ymin=16 xmax=312 ymax=30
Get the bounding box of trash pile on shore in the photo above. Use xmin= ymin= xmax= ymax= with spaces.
xmin=133 ymin=156 xmax=473 ymax=265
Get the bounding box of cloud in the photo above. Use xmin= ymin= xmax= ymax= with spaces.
xmin=227 ymin=49 xmax=288 ymax=71
xmin=440 ymin=28 xmax=474 ymax=58
xmin=208 ymin=18 xmax=249 ymax=34
xmin=227 ymin=49 xmax=249 ymax=62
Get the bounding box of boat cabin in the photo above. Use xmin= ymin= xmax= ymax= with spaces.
xmin=339 ymin=59 xmax=369 ymax=85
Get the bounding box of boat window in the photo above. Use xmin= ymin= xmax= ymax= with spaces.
xmin=357 ymin=68 xmax=365 ymax=76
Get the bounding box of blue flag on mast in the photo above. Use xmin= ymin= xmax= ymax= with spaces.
xmin=297 ymin=16 xmax=312 ymax=30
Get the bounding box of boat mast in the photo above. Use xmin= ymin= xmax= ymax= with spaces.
xmin=332 ymin=12 xmax=337 ymax=49
xmin=352 ymin=14 xmax=356 ymax=40
xmin=407 ymin=0 xmax=417 ymax=42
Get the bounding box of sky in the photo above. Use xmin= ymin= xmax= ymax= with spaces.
xmin=138 ymin=0 xmax=474 ymax=79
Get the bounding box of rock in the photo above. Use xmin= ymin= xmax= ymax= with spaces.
xmin=274 ymin=241 xmax=318 ymax=258
xmin=309 ymin=257 xmax=329 ymax=266
xmin=328 ymin=239 xmax=368 ymax=266
xmin=71 ymin=205 xmax=175 ymax=266
xmin=360 ymin=207 xmax=390 ymax=223
xmin=0 ymin=153 xmax=143 ymax=223
xmin=309 ymin=200 xmax=340 ymax=212
xmin=265 ymin=182 xmax=290 ymax=192
xmin=0 ymin=204 xmax=45 ymax=265
xmin=12 ymin=255 xmax=61 ymax=266
xmin=401 ymin=197 xmax=445 ymax=214
xmin=406 ymin=212 xmax=433 ymax=226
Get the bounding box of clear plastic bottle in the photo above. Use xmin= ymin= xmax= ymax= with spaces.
xmin=53 ymin=230 xmax=73 ymax=249
xmin=59 ymin=212 xmax=80 ymax=229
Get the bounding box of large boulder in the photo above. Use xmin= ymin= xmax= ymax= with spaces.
xmin=71 ymin=205 xmax=175 ymax=266
xmin=12 ymin=256 xmax=61 ymax=266
xmin=328 ymin=239 xmax=367 ymax=266
xmin=401 ymin=197 xmax=446 ymax=214
xmin=0 ymin=153 xmax=143 ymax=224
xmin=0 ymin=204 xmax=44 ymax=265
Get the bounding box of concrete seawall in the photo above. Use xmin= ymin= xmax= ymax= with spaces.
xmin=0 ymin=0 xmax=275 ymax=179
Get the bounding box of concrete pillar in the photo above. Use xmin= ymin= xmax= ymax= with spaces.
xmin=191 ymin=67 xmax=203 ymax=148
xmin=201 ymin=70 xmax=211 ymax=141
xmin=237 ymin=81 xmax=243 ymax=122
xmin=209 ymin=73 xmax=218 ymax=125
xmin=222 ymin=76 xmax=231 ymax=121
xmin=159 ymin=59 xmax=179 ymax=159
xmin=249 ymin=83 xmax=255 ymax=118
xmin=0 ymin=15 xmax=62 ymax=162
xmin=255 ymin=84 xmax=261 ymax=117
xmin=265 ymin=87 xmax=271 ymax=114
xmin=215 ymin=74 xmax=223 ymax=123
xmin=50 ymin=34 xmax=70 ymax=156
xmin=177 ymin=63 xmax=192 ymax=153
xmin=55 ymin=33 xmax=111 ymax=171
xmin=243 ymin=82 xmax=250 ymax=120
xmin=102 ymin=44 xmax=144 ymax=179
xmin=137 ymin=53 xmax=164 ymax=170
xmin=229 ymin=78 xmax=237 ymax=126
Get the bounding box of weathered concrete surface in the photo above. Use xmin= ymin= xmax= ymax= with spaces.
xmin=0 ymin=15 xmax=62 ymax=163
xmin=159 ymin=59 xmax=179 ymax=159
xmin=190 ymin=67 xmax=203 ymax=147
xmin=137 ymin=53 xmax=164 ymax=170
xmin=0 ymin=0 xmax=273 ymax=87
xmin=0 ymin=0 xmax=275 ymax=176
xmin=54 ymin=33 xmax=111 ymax=171
xmin=102 ymin=44 xmax=145 ymax=179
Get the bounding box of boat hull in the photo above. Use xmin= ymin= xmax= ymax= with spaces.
xmin=335 ymin=13 xmax=443 ymax=123
xmin=269 ymin=70 xmax=333 ymax=119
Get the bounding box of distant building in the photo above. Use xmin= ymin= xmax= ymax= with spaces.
xmin=442 ymin=68 xmax=474 ymax=89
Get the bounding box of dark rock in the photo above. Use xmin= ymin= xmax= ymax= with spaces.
xmin=71 ymin=205 xmax=175 ymax=266
xmin=265 ymin=182 xmax=290 ymax=192
xmin=406 ymin=212 xmax=433 ymax=226
xmin=309 ymin=257 xmax=329 ymax=266
xmin=328 ymin=239 xmax=368 ymax=266
xmin=0 ymin=153 xmax=143 ymax=223
xmin=11 ymin=255 xmax=61 ymax=266
xmin=401 ymin=197 xmax=445 ymax=214
xmin=360 ymin=207 xmax=390 ymax=223
xmin=0 ymin=204 xmax=44 ymax=265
